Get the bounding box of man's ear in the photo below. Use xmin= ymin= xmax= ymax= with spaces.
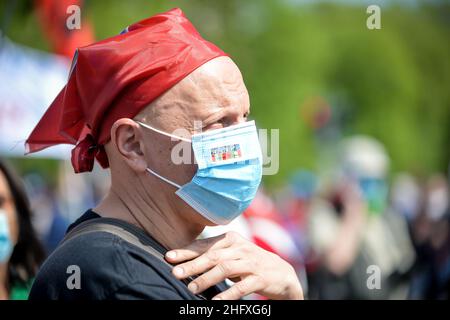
xmin=110 ymin=118 xmax=147 ymax=173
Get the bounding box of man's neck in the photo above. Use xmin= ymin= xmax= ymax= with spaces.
xmin=94 ymin=187 xmax=203 ymax=250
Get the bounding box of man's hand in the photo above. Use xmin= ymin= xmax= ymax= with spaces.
xmin=165 ymin=232 xmax=303 ymax=300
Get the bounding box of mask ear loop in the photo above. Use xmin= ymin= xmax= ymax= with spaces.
xmin=136 ymin=121 xmax=191 ymax=143
xmin=136 ymin=121 xmax=187 ymax=189
xmin=145 ymin=168 xmax=181 ymax=189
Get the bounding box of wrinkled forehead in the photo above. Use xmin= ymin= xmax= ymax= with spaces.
xmin=135 ymin=56 xmax=249 ymax=131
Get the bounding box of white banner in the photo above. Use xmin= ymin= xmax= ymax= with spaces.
xmin=0 ymin=37 xmax=71 ymax=159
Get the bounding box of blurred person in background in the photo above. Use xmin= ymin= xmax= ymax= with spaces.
xmin=306 ymin=135 xmax=415 ymax=299
xmin=24 ymin=173 xmax=69 ymax=254
xmin=273 ymin=170 xmax=319 ymax=297
xmin=0 ymin=158 xmax=46 ymax=299
xmin=408 ymin=174 xmax=449 ymax=299
xmin=390 ymin=173 xmax=422 ymax=225
xmin=279 ymin=170 xmax=317 ymax=262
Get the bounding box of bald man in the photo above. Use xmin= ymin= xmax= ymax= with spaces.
xmin=27 ymin=9 xmax=303 ymax=300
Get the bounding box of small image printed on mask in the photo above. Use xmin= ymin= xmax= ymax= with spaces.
xmin=210 ymin=144 xmax=242 ymax=163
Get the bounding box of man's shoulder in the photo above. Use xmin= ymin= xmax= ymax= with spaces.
xmin=29 ymin=227 xmax=186 ymax=300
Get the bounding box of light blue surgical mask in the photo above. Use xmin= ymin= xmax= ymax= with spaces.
xmin=0 ymin=209 xmax=13 ymax=263
xmin=137 ymin=120 xmax=263 ymax=225
xmin=358 ymin=177 xmax=388 ymax=215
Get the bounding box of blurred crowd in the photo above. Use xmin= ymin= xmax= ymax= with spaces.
xmin=1 ymin=135 xmax=448 ymax=300
xmin=253 ymin=135 xmax=449 ymax=300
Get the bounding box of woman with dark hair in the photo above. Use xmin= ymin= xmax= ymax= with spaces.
xmin=0 ymin=158 xmax=46 ymax=299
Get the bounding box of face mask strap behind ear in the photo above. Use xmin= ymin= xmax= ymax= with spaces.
xmin=136 ymin=121 xmax=186 ymax=189
xmin=136 ymin=121 xmax=191 ymax=143
xmin=146 ymin=168 xmax=181 ymax=189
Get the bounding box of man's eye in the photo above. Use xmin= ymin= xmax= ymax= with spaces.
xmin=214 ymin=117 xmax=227 ymax=126
xmin=216 ymin=118 xmax=224 ymax=124
xmin=204 ymin=120 xmax=224 ymax=131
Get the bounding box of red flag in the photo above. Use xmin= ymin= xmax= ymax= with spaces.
xmin=35 ymin=0 xmax=95 ymax=58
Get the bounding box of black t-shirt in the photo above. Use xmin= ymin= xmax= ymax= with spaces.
xmin=29 ymin=210 xmax=227 ymax=300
